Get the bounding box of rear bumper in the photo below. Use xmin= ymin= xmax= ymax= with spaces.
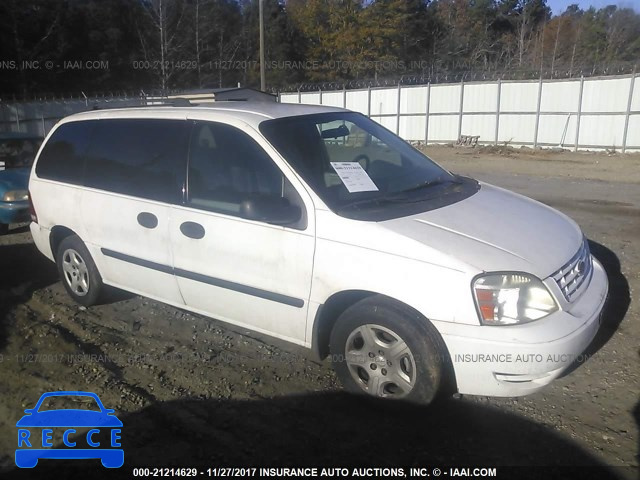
xmin=442 ymin=258 xmax=608 ymax=397
xmin=30 ymin=222 xmax=55 ymax=261
xmin=0 ymin=200 xmax=29 ymax=224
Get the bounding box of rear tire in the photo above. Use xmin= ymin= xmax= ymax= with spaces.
xmin=56 ymin=235 xmax=104 ymax=307
xmin=329 ymin=296 xmax=444 ymax=405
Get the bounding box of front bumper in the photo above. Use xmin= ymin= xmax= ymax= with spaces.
xmin=441 ymin=257 xmax=608 ymax=397
xmin=15 ymin=448 xmax=124 ymax=468
xmin=0 ymin=200 xmax=29 ymax=224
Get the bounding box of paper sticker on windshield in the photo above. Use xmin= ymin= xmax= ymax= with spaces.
xmin=330 ymin=162 xmax=379 ymax=193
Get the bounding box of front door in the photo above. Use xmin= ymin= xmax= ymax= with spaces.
xmin=169 ymin=120 xmax=315 ymax=344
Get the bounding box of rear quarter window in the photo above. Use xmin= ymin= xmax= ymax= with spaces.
xmin=35 ymin=121 xmax=95 ymax=184
xmin=84 ymin=119 xmax=188 ymax=203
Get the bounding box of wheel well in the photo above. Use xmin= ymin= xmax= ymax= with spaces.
xmin=313 ymin=291 xmax=458 ymax=396
xmin=49 ymin=226 xmax=77 ymax=261
xmin=312 ymin=290 xmax=374 ymax=361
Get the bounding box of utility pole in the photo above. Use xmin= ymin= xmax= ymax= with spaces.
xmin=259 ymin=0 xmax=266 ymax=91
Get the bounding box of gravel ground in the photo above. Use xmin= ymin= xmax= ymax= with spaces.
xmin=0 ymin=146 xmax=638 ymax=479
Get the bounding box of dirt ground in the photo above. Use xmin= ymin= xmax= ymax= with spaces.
xmin=0 ymin=146 xmax=638 ymax=479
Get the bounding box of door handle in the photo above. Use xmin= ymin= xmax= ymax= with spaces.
xmin=137 ymin=212 xmax=158 ymax=229
xmin=180 ymin=221 xmax=205 ymax=239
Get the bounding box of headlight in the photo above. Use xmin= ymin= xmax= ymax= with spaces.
xmin=2 ymin=190 xmax=29 ymax=202
xmin=473 ymin=273 xmax=558 ymax=325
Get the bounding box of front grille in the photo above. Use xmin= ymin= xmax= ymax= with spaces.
xmin=552 ymin=239 xmax=593 ymax=302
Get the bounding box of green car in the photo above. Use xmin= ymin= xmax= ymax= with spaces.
xmin=0 ymin=132 xmax=43 ymax=235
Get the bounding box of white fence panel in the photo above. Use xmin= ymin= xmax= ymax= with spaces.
xmin=430 ymin=84 xmax=460 ymax=114
xmin=400 ymin=86 xmax=428 ymax=114
xmin=540 ymin=80 xmax=581 ymax=112
xmin=370 ymin=88 xmax=398 ymax=116
xmin=463 ymin=83 xmax=498 ymax=113
xmin=580 ymin=115 xmax=626 ymax=148
xmin=498 ymin=115 xmax=537 ymax=144
xmin=537 ymin=114 xmax=577 ymax=147
xmin=627 ymin=116 xmax=640 ymax=147
xmin=461 ymin=114 xmax=496 ymax=141
xmin=632 ymin=77 xmax=640 ymax=111
xmin=400 ymin=116 xmax=426 ymax=140
xmin=299 ymin=92 xmax=322 ymax=105
xmin=370 ymin=115 xmax=396 ymax=132
xmin=321 ymin=91 xmax=343 ymax=108
xmin=582 ymin=77 xmax=630 ymax=113
xmin=280 ymin=93 xmax=297 ymax=103
xmin=428 ymin=115 xmax=458 ymax=142
xmin=345 ymin=90 xmax=369 ymax=114
xmin=500 ymin=82 xmax=538 ymax=112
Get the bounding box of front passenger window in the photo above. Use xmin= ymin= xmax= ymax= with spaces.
xmin=187 ymin=122 xmax=305 ymax=228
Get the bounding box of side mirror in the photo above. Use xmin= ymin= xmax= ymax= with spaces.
xmin=240 ymin=196 xmax=302 ymax=226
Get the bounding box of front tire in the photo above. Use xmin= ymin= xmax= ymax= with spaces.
xmin=0 ymin=223 xmax=8 ymax=235
xmin=56 ymin=235 xmax=104 ymax=307
xmin=330 ymin=296 xmax=444 ymax=404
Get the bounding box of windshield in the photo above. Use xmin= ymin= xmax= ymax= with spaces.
xmin=37 ymin=395 xmax=101 ymax=412
xmin=260 ymin=112 xmax=468 ymax=218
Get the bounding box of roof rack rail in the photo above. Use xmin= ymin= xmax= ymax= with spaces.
xmin=90 ymin=97 xmax=196 ymax=110
xmin=88 ymin=88 xmax=273 ymax=110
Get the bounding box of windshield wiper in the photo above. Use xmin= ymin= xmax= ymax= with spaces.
xmin=399 ymin=175 xmax=462 ymax=194
xmin=337 ymin=176 xmax=465 ymax=211
xmin=337 ymin=196 xmax=398 ymax=211
xmin=378 ymin=176 xmax=463 ymax=203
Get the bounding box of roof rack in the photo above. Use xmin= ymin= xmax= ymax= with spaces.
xmin=90 ymin=97 xmax=196 ymax=110
xmin=89 ymin=87 xmax=276 ymax=110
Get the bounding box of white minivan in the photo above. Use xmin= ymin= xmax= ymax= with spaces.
xmin=28 ymin=102 xmax=608 ymax=404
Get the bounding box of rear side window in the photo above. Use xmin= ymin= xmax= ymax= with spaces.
xmin=84 ymin=119 xmax=188 ymax=203
xmin=35 ymin=121 xmax=94 ymax=184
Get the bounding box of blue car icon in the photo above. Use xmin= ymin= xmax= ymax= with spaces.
xmin=15 ymin=391 xmax=123 ymax=468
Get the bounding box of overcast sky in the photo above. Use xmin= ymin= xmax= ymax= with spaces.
xmin=547 ymin=0 xmax=640 ymax=15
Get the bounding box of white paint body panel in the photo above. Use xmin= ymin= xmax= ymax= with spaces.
xmin=81 ymin=189 xmax=184 ymax=305
xmin=169 ymin=204 xmax=314 ymax=344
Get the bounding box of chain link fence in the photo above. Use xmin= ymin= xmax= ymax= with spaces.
xmin=281 ymin=63 xmax=639 ymax=93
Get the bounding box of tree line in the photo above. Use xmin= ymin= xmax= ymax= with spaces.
xmin=0 ymin=0 xmax=638 ymax=97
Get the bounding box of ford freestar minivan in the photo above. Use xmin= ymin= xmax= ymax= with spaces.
xmin=28 ymin=102 xmax=608 ymax=404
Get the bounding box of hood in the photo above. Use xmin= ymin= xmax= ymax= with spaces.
xmin=381 ymin=183 xmax=582 ymax=279
xmin=0 ymin=168 xmax=29 ymax=192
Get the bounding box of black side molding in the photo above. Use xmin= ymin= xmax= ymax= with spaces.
xmin=102 ymin=248 xmax=173 ymax=274
xmin=174 ymin=268 xmax=304 ymax=308
xmin=100 ymin=248 xmax=304 ymax=308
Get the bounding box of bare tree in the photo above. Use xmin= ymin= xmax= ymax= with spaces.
xmin=195 ymin=0 xmax=203 ymax=87
xmin=570 ymin=24 xmax=581 ymax=76
xmin=551 ymin=17 xmax=561 ymax=73
xmin=141 ymin=0 xmax=187 ymax=91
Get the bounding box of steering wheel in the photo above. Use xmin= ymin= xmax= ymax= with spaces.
xmin=352 ymin=154 xmax=370 ymax=171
